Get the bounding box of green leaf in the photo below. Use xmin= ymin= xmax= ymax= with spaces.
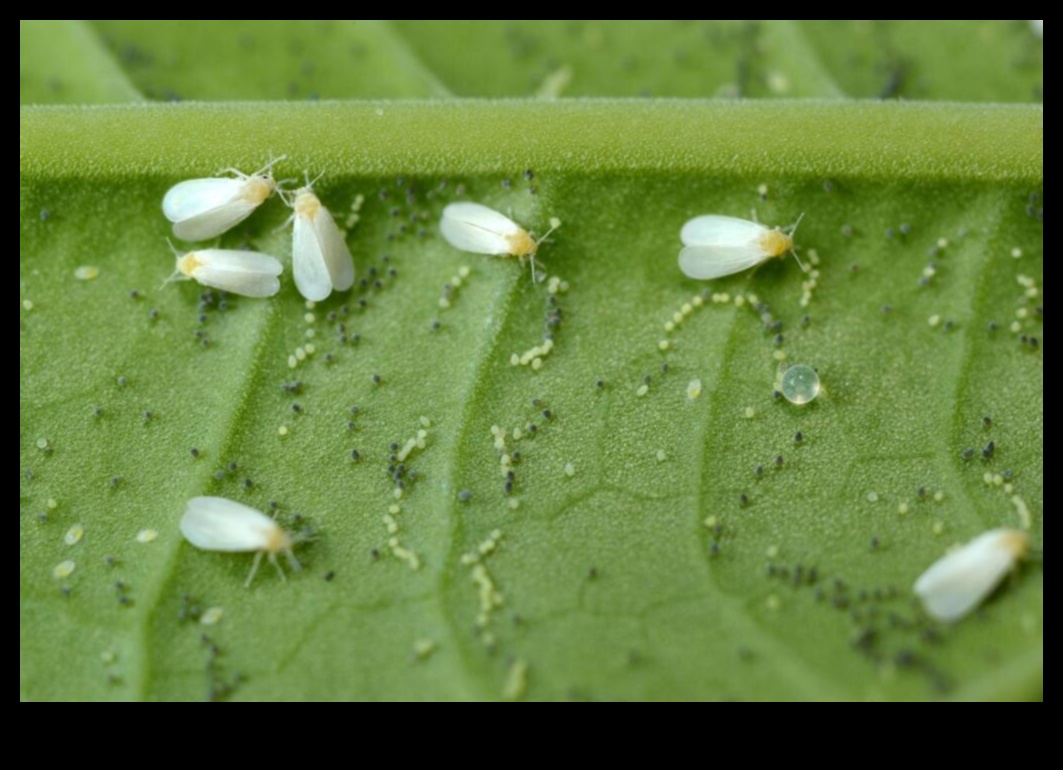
xmin=21 ymin=100 xmax=1042 ymax=702
xmin=86 ymin=20 xmax=449 ymax=100
xmin=20 ymin=20 xmax=143 ymax=105
xmin=24 ymin=21 xmax=1042 ymax=103
xmin=797 ymin=20 xmax=1043 ymax=102
xmin=20 ymin=20 xmax=1044 ymax=702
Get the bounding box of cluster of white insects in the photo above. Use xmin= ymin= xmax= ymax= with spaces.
xmin=165 ymin=161 xmax=1033 ymax=622
xmin=162 ymin=158 xmax=354 ymax=301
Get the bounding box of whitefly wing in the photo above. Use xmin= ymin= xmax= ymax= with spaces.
xmin=164 ymin=178 xmax=261 ymax=242
xmin=181 ymin=497 xmax=277 ymax=553
xmin=193 ymin=250 xmax=282 ymax=298
xmin=311 ymin=205 xmax=355 ymax=292
xmin=678 ymin=215 xmax=775 ymax=280
xmin=441 ymin=203 xmax=523 ymax=255
xmin=678 ymin=245 xmax=769 ymax=280
xmin=914 ymin=530 xmax=1025 ymax=623
xmin=293 ymin=213 xmax=334 ymax=302
xmin=681 ymin=215 xmax=767 ymax=248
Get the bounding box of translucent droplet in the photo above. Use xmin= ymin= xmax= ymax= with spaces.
xmin=781 ymin=365 xmax=821 ymax=406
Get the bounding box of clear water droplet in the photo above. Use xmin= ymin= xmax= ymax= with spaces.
xmin=781 ymin=365 xmax=821 ymax=406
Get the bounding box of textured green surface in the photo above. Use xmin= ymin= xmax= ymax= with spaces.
xmin=20 ymin=21 xmax=1042 ymax=702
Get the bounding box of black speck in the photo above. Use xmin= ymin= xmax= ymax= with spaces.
xmin=190 ymin=448 xmax=200 ymax=459
xmin=324 ymin=571 xmax=336 ymax=583
xmin=982 ymin=442 xmax=996 ymax=460
xmin=962 ymin=449 xmax=976 ymax=461
xmin=794 ymin=432 xmax=804 ymax=445
xmin=458 ymin=490 xmax=473 ymax=503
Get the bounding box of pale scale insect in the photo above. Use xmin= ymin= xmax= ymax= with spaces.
xmin=440 ymin=202 xmax=560 ymax=283
xmin=914 ymin=529 xmax=1031 ymax=623
xmin=281 ymin=179 xmax=356 ymax=302
xmin=162 ymin=157 xmax=285 ymax=242
xmin=678 ymin=214 xmax=805 ymax=281
xmin=165 ymin=244 xmax=283 ymax=298
xmin=180 ymin=497 xmax=307 ymax=588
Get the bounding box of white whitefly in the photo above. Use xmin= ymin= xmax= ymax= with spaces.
xmin=679 ymin=214 xmax=803 ymax=281
xmin=170 ymin=248 xmax=283 ymax=298
xmin=180 ymin=497 xmax=305 ymax=588
xmin=914 ymin=529 xmax=1030 ymax=623
xmin=163 ymin=158 xmax=283 ymax=242
xmin=288 ymin=186 xmax=355 ymax=302
xmin=440 ymin=203 xmax=559 ymax=281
